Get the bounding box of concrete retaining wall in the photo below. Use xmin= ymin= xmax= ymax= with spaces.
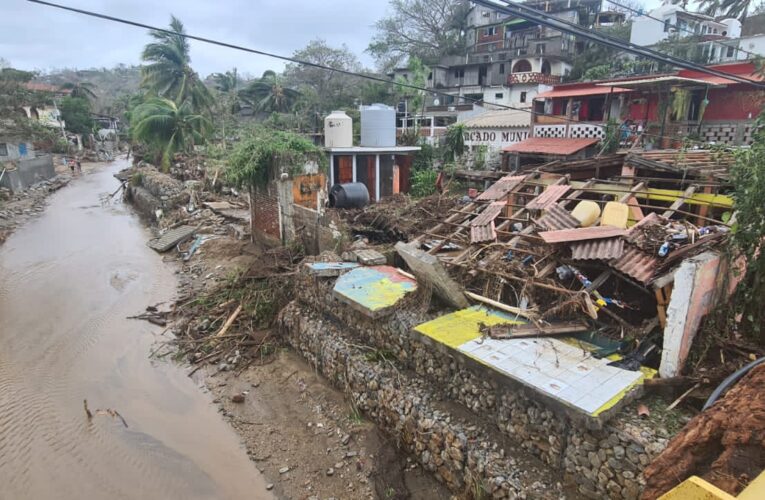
xmin=282 ymin=269 xmax=671 ymax=498
xmin=0 ymin=155 xmax=55 ymax=193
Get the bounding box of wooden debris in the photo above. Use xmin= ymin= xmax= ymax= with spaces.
xmin=479 ymin=320 xmax=589 ymax=339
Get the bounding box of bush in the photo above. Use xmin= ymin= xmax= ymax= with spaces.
xmin=409 ymin=169 xmax=438 ymax=198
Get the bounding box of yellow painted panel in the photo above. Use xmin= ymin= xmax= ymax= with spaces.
xmin=659 ymin=476 xmax=735 ymax=500
xmin=414 ymin=306 xmax=525 ymax=348
xmin=738 ymin=469 xmax=765 ymax=500
xmin=602 ymin=201 xmax=629 ymax=228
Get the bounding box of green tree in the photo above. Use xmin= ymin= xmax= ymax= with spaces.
xmin=283 ymin=39 xmax=363 ymax=113
xmin=240 ymin=70 xmax=301 ymax=113
xmin=568 ymin=23 xmax=633 ymax=81
xmin=130 ymin=97 xmax=211 ymax=169
xmin=140 ymin=16 xmax=212 ymax=112
xmin=59 ymin=81 xmax=97 ymax=101
xmin=729 ymin=112 xmax=765 ymax=335
xmin=369 ymin=0 xmax=471 ymax=70
xmin=58 ymin=96 xmax=94 ymax=135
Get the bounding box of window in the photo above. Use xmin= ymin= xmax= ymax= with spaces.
xmin=664 ymin=19 xmax=671 ymax=33
xmin=495 ymin=93 xmax=504 ymax=99
xmin=520 ymin=91 xmax=527 ymax=103
xmin=428 ymin=72 xmax=433 ymax=80
xmin=499 ymin=63 xmax=505 ymax=74
xmin=486 ymin=27 xmax=496 ymax=36
xmin=711 ymin=47 xmax=716 ymax=58
xmin=702 ymin=25 xmax=708 ymax=34
xmin=536 ymin=44 xmax=546 ymax=55
xmin=0 ymin=143 xmax=7 ymax=156
xmin=727 ymin=46 xmax=735 ymax=57
xmin=454 ymin=68 xmax=464 ymax=78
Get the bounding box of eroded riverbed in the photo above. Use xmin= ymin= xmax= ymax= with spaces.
xmin=0 ymin=159 xmax=271 ymax=499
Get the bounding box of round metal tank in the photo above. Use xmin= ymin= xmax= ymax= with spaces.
xmin=324 ymin=110 xmax=353 ymax=148
xmin=329 ymin=183 xmax=369 ymax=209
xmin=360 ymin=103 xmax=396 ymax=147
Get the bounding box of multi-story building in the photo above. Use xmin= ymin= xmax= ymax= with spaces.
xmin=391 ymin=0 xmax=608 ymax=145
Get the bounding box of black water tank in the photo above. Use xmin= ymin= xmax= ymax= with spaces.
xmin=329 ymin=182 xmax=370 ymax=208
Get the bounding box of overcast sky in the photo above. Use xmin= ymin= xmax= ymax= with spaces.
xmin=2 ymin=0 xmax=391 ymax=77
xmin=3 ymin=0 xmax=664 ymax=77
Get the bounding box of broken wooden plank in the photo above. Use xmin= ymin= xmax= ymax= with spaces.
xmin=479 ymin=320 xmax=589 ymax=339
xmin=464 ymin=291 xmax=537 ymax=320
xmin=662 ymin=185 xmax=698 ymax=218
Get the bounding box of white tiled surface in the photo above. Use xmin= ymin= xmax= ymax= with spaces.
xmin=458 ymin=337 xmax=643 ymax=416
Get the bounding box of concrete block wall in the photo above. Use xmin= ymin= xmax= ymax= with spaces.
xmin=249 ymin=183 xmax=281 ymax=242
xmin=0 ymin=155 xmax=54 ymax=193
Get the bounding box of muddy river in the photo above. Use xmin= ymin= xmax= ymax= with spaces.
xmin=0 ymin=160 xmax=271 ymax=499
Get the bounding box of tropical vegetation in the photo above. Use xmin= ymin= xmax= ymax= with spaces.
xmin=240 ymin=70 xmax=300 ymax=113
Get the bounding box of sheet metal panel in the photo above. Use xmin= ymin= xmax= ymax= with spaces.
xmin=526 ymin=184 xmax=571 ymax=210
xmin=539 ymin=226 xmax=627 ymax=244
xmin=476 ymin=175 xmax=525 ymax=201
xmin=570 ymin=238 xmax=625 ymax=260
xmin=471 ymin=201 xmax=506 ymax=227
xmin=470 ymin=223 xmax=497 ymax=243
xmin=609 ymin=244 xmax=659 ymax=284
xmin=536 ymin=204 xmax=580 ymax=231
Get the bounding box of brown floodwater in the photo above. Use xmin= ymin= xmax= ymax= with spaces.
xmin=0 ymin=159 xmax=272 ymax=499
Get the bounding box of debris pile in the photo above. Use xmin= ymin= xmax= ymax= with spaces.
xmin=0 ymin=175 xmax=69 ymax=245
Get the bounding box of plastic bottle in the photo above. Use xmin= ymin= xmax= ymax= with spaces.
xmin=658 ymin=242 xmax=670 ymax=257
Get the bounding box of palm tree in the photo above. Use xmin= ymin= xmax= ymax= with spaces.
xmin=140 ymin=16 xmax=212 ymax=112
xmin=695 ymin=0 xmax=720 ymax=15
xmin=130 ymin=97 xmax=211 ymax=169
xmin=211 ymin=68 xmax=239 ymax=93
xmin=59 ymin=81 xmax=97 ymax=101
xmin=718 ymin=0 xmax=752 ymax=23
xmin=239 ymin=70 xmax=300 ymax=113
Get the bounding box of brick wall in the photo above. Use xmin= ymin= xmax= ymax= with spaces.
xmin=249 ymin=184 xmax=280 ymax=242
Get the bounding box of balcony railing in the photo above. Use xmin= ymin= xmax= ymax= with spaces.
xmin=508 ymin=73 xmax=561 ymax=85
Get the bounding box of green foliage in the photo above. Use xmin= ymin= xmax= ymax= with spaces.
xmin=226 ymin=127 xmax=324 ymax=189
xmin=412 ymin=142 xmax=435 ymax=171
xmin=410 ymin=169 xmax=439 ymax=198
xmin=140 ymin=15 xmax=212 ymax=113
xmin=368 ymin=0 xmax=470 ymax=69
xmin=443 ymin=123 xmax=466 ymax=161
xmin=568 ymin=24 xmax=633 ymax=81
xmin=58 ymin=96 xmax=94 ymax=135
xmin=729 ymin=113 xmax=765 ymax=335
xmin=600 ymin=119 xmax=620 ymax=154
xmin=59 ymin=81 xmax=97 ymax=101
xmin=130 ymin=97 xmax=211 ymax=169
xmin=240 ymin=70 xmax=301 ymax=113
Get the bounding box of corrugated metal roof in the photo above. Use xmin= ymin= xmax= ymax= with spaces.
xmin=609 ymin=244 xmax=659 ymax=284
xmin=476 ymin=175 xmax=526 ymax=201
xmin=503 ymin=138 xmax=599 ymax=156
xmin=536 ymin=204 xmax=579 ymax=231
xmin=526 ymin=184 xmax=571 ymax=210
xmin=539 ymin=226 xmax=627 ymax=244
xmin=535 ymin=86 xmax=632 ymax=99
xmin=470 ymin=223 xmax=497 ymax=243
xmin=598 ymin=76 xmax=724 ymax=88
xmin=471 ymin=201 xmax=506 ymax=226
xmin=570 ymin=238 xmax=624 ymax=260
xmin=461 ymin=109 xmax=531 ymax=129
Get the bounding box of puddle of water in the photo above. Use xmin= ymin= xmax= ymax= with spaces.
xmin=0 ymin=160 xmax=272 ymax=499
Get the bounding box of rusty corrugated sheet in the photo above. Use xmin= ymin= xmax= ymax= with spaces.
xmin=526 ymin=184 xmax=571 ymax=210
xmin=539 ymin=226 xmax=626 ymax=244
xmin=476 ymin=175 xmax=525 ymax=201
xmin=570 ymin=238 xmax=624 ymax=260
xmin=471 ymin=201 xmax=505 ymax=227
xmin=470 ymin=223 xmax=497 ymax=243
xmin=536 ymin=204 xmax=579 ymax=231
xmin=502 ymin=137 xmax=599 ymax=155
xmin=609 ymin=244 xmax=659 ymax=284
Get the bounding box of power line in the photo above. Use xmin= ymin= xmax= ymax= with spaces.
xmin=22 ymin=0 xmax=744 ymax=145
xmin=606 ymin=0 xmax=761 ymax=60
xmin=481 ymin=0 xmax=765 ymax=87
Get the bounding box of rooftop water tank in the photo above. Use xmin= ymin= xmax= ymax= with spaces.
xmin=324 ymin=110 xmax=353 ymax=148
xmin=360 ymin=103 xmax=396 ymax=147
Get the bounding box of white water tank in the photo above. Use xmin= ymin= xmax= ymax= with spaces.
xmin=324 ymin=110 xmax=353 ymax=148
xmin=360 ymin=103 xmax=396 ymax=147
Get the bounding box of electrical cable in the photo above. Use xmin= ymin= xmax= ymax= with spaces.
xmin=606 ymin=0 xmax=761 ymax=61
xmin=479 ymin=0 xmax=765 ymax=87
xmin=23 ymin=0 xmax=752 ymax=145
xmin=702 ymin=356 xmax=765 ymax=411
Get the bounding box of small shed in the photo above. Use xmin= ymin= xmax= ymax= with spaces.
xmin=502 ymin=137 xmax=600 ymax=170
xmin=325 ymin=146 xmax=421 ymax=201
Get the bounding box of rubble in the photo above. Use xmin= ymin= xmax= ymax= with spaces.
xmin=0 ymin=176 xmax=70 ymax=245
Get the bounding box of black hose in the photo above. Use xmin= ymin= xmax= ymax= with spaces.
xmin=702 ymin=357 xmax=765 ymax=411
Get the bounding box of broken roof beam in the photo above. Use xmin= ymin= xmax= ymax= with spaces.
xmin=662 ymin=185 xmax=698 ymax=219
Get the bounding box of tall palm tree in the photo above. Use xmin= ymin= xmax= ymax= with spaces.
xmin=130 ymin=97 xmax=211 ymax=169
xmin=718 ymin=0 xmax=752 ymax=23
xmin=140 ymin=16 xmax=212 ymax=112
xmin=211 ymin=68 xmax=239 ymax=93
xmin=239 ymin=70 xmax=300 ymax=113
xmin=695 ymin=0 xmax=721 ymax=16
xmin=59 ymin=81 xmax=97 ymax=101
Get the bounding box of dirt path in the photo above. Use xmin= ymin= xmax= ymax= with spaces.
xmin=198 ymin=350 xmax=449 ymax=500
xmin=0 ymin=158 xmax=271 ymax=499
